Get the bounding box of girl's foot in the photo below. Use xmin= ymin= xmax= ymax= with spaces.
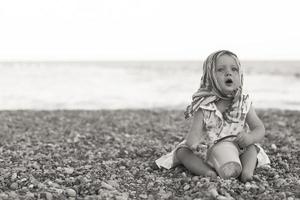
xmin=205 ymin=170 xmax=217 ymax=178
xmin=240 ymin=171 xmax=253 ymax=183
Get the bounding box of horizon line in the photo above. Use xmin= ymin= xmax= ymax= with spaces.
xmin=1 ymin=59 xmax=300 ymax=63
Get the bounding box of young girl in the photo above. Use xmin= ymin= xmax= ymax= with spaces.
xmin=155 ymin=50 xmax=270 ymax=182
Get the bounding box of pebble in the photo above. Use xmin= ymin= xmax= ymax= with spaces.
xmin=0 ymin=193 xmax=9 ymax=199
xmin=277 ymin=121 xmax=286 ymax=127
xmin=65 ymin=188 xmax=76 ymax=197
xmin=282 ymin=163 xmax=289 ymax=171
xmin=107 ymin=180 xmax=119 ymax=188
xmin=120 ymin=166 xmax=126 ymax=170
xmin=101 ymin=181 xmax=114 ymax=190
xmin=54 ymin=189 xmax=64 ymax=195
xmin=278 ymin=192 xmax=286 ymax=199
xmin=147 ymin=194 xmax=155 ymax=200
xmin=64 ymin=167 xmax=74 ymax=174
xmin=271 ymin=144 xmax=277 ymax=150
xmin=192 ymin=176 xmax=199 ymax=182
xmin=10 ymin=182 xmax=18 ymax=190
xmin=274 ymin=174 xmax=280 ymax=179
xmin=208 ymin=187 xmax=219 ymax=198
xmin=147 ymin=182 xmax=154 ymax=189
xmin=200 ymin=177 xmax=210 ymax=183
xmin=11 ymin=172 xmax=18 ymax=181
xmin=139 ymin=194 xmax=148 ymax=199
xmin=258 ymin=186 xmax=266 ymax=194
xmin=25 ymin=192 xmax=35 ymax=199
xmin=244 ymin=182 xmax=251 ymax=191
xmin=183 ymin=184 xmax=190 ymax=191
xmin=253 ymin=175 xmax=261 ymax=182
xmin=275 ymin=178 xmax=286 ymax=188
xmin=47 ymin=180 xmax=60 ymax=188
xmin=45 ymin=192 xmax=53 ymax=200
xmin=8 ymin=191 xmax=18 ymax=198
xmin=280 ymin=146 xmax=289 ymax=153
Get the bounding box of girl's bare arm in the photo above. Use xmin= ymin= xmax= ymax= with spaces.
xmin=236 ymin=105 xmax=265 ymax=147
xmin=185 ymin=109 xmax=205 ymax=148
xmin=246 ymin=105 xmax=265 ymax=143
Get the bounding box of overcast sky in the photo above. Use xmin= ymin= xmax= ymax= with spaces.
xmin=0 ymin=0 xmax=299 ymax=61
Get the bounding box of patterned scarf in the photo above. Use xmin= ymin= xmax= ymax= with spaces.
xmin=184 ymin=50 xmax=244 ymax=122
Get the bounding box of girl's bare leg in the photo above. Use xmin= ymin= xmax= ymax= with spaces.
xmin=176 ymin=147 xmax=217 ymax=177
xmin=239 ymin=145 xmax=258 ymax=182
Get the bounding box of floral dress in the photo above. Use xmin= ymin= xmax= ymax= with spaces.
xmin=155 ymin=93 xmax=270 ymax=169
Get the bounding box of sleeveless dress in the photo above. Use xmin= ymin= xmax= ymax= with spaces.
xmin=155 ymin=93 xmax=270 ymax=169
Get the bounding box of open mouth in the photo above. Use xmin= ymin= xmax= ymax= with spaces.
xmin=225 ymin=78 xmax=233 ymax=85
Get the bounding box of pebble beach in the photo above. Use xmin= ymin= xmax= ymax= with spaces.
xmin=0 ymin=109 xmax=299 ymax=199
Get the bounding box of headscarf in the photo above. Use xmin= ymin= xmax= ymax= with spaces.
xmin=184 ymin=50 xmax=244 ymax=122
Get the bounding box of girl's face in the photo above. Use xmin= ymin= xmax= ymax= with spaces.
xmin=215 ymin=54 xmax=241 ymax=95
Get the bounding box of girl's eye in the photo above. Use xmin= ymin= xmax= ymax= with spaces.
xmin=232 ymin=67 xmax=239 ymax=72
xmin=217 ymin=68 xmax=224 ymax=72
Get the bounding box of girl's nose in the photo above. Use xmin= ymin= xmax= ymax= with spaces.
xmin=225 ymin=70 xmax=232 ymax=76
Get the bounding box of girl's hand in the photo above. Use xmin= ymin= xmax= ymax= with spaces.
xmin=190 ymin=143 xmax=207 ymax=152
xmin=235 ymin=131 xmax=254 ymax=148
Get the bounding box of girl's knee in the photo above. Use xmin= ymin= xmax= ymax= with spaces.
xmin=246 ymin=144 xmax=258 ymax=154
xmin=175 ymin=147 xmax=192 ymax=161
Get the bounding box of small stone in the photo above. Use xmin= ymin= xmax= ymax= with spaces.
xmin=31 ymin=162 xmax=40 ymax=170
xmin=147 ymin=182 xmax=154 ymax=189
xmin=120 ymin=166 xmax=126 ymax=170
xmin=65 ymin=188 xmax=76 ymax=197
xmin=208 ymin=186 xmax=219 ymax=198
xmin=192 ymin=176 xmax=199 ymax=182
xmin=57 ymin=167 xmax=62 ymax=171
xmin=258 ymin=186 xmax=265 ymax=194
xmin=147 ymin=194 xmax=155 ymax=200
xmin=54 ymin=189 xmax=64 ymax=195
xmin=150 ymin=162 xmax=159 ymax=170
xmin=275 ymin=178 xmax=286 ymax=188
xmin=101 ymin=181 xmax=114 ymax=190
xmin=278 ymin=192 xmax=286 ymax=199
xmin=64 ymin=167 xmax=74 ymax=174
xmin=280 ymin=146 xmax=289 ymax=153
xmin=8 ymin=191 xmax=18 ymax=198
xmin=11 ymin=172 xmax=18 ymax=181
xmin=245 ymin=182 xmax=251 ymax=191
xmin=274 ymin=174 xmax=280 ymax=179
xmin=200 ymin=177 xmax=210 ymax=183
xmin=139 ymin=194 xmax=147 ymax=199
xmin=282 ymin=163 xmax=289 ymax=171
xmin=107 ymin=180 xmax=119 ymax=188
xmin=19 ymin=178 xmax=27 ymax=182
xmin=0 ymin=193 xmax=9 ymax=199
xmin=183 ymin=184 xmax=190 ymax=191
xmin=28 ymin=184 xmax=34 ymax=189
xmin=45 ymin=192 xmax=53 ymax=200
xmin=47 ymin=180 xmax=60 ymax=188
xmin=271 ymin=144 xmax=277 ymax=150
xmin=10 ymin=182 xmax=18 ymax=190
xmin=25 ymin=192 xmax=35 ymax=199
xmin=253 ymin=175 xmax=260 ymax=181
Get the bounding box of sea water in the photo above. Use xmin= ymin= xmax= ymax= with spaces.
xmin=0 ymin=61 xmax=300 ymax=110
